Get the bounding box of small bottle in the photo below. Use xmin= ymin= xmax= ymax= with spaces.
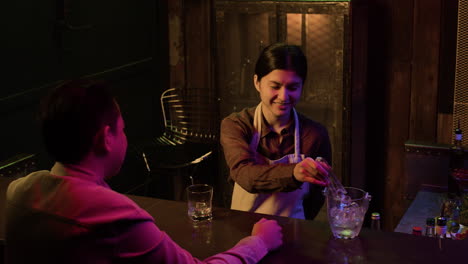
xmin=448 ymin=120 xmax=464 ymax=198
xmin=371 ymin=212 xmax=381 ymax=231
xmin=436 ymin=216 xmax=447 ymax=238
xmin=425 ymin=217 xmax=435 ymax=237
xmin=412 ymin=226 xmax=423 ymax=236
xmin=455 ymin=119 xmax=463 ymax=145
xmin=449 ymin=202 xmax=461 ymax=235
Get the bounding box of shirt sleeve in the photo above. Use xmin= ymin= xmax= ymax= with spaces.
xmin=220 ymin=117 xmax=303 ymax=194
xmin=115 ymin=221 xmax=269 ymax=264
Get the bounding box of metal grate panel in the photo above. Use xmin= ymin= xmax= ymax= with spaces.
xmin=221 ymin=12 xmax=271 ymax=100
xmin=286 ymin=13 xmax=303 ymax=45
xmin=304 ymin=14 xmax=340 ymax=103
xmin=454 ymin=0 xmax=468 ymax=145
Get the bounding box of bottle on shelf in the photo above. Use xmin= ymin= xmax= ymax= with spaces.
xmin=448 ymin=119 xmax=464 ymax=198
xmin=436 ymin=216 xmax=448 ymax=238
xmin=371 ymin=212 xmax=381 ymax=231
xmin=448 ymin=201 xmax=461 ymax=236
xmin=425 ymin=217 xmax=435 ymax=237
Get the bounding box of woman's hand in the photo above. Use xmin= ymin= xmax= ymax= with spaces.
xmin=293 ymin=157 xmax=330 ymax=186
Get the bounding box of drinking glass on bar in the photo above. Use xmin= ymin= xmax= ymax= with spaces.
xmin=187 ymin=184 xmax=213 ymax=222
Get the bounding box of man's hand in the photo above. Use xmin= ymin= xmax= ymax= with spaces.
xmin=252 ymin=218 xmax=283 ymax=251
xmin=293 ymin=157 xmax=330 ymax=186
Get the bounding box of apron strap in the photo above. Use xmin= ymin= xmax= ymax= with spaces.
xmin=251 ymin=103 xmax=262 ymax=151
xmin=293 ymin=108 xmax=300 ymax=162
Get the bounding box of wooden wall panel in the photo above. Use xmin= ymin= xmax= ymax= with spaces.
xmin=409 ymin=0 xmax=442 ymax=142
xmin=384 ymin=62 xmax=412 ymax=230
xmin=370 ymin=0 xmax=451 ymax=230
xmin=437 ymin=0 xmax=458 ymax=144
xmin=367 ymin=0 xmax=414 ymax=230
xmin=184 ymin=0 xmax=213 ymax=90
xmin=168 ymin=0 xmax=213 ymax=91
xmin=437 ymin=113 xmax=453 ymax=144
xmin=386 ymin=1 xmax=414 ymax=62
xmin=168 ymin=0 xmax=186 ymax=89
xmin=350 ymin=1 xmax=368 ymax=189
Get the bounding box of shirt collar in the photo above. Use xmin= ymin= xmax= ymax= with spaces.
xmin=259 ymin=112 xmax=295 ymax=138
xmin=50 ymin=162 xmax=109 ymax=188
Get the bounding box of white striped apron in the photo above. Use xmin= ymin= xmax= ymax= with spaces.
xmin=231 ymin=103 xmax=309 ymax=219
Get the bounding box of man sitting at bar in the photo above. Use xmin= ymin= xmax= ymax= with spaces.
xmin=5 ymin=80 xmax=283 ymax=264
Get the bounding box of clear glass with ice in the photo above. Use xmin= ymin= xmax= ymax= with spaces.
xmin=324 ymin=187 xmax=371 ymax=239
xmin=187 ymin=184 xmax=213 ymax=221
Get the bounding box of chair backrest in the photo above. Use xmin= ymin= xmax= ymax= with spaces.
xmin=160 ymin=88 xmax=219 ymax=144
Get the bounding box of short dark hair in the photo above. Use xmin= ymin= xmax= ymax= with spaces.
xmin=39 ymin=79 xmax=120 ymax=164
xmin=254 ymin=43 xmax=308 ymax=83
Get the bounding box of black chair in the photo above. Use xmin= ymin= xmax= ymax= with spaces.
xmin=139 ymin=87 xmax=219 ymax=200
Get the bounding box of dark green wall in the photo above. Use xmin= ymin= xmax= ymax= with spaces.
xmin=1 ymin=1 xmax=168 ymax=193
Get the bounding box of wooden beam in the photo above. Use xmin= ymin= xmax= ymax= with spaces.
xmin=409 ymin=0 xmax=442 ymax=142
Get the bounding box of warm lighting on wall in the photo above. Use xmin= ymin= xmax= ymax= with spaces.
xmin=286 ymin=13 xmax=302 ymax=45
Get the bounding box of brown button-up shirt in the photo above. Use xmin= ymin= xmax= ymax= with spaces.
xmin=220 ymin=106 xmax=332 ymax=194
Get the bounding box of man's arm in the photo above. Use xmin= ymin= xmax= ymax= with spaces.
xmin=115 ymin=220 xmax=276 ymax=264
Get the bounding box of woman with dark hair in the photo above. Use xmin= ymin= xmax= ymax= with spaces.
xmin=221 ymin=43 xmax=332 ymax=220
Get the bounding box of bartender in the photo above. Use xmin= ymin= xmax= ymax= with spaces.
xmin=220 ymin=43 xmax=332 ymax=220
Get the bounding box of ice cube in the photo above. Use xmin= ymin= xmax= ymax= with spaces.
xmin=196 ymin=202 xmax=207 ymax=209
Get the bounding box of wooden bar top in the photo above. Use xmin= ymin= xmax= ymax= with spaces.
xmin=128 ymin=194 xmax=468 ymax=264
xmin=2 ymin=176 xmax=468 ymax=263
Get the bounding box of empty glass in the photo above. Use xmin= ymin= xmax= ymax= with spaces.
xmin=324 ymin=187 xmax=371 ymax=239
xmin=187 ymin=184 xmax=213 ymax=221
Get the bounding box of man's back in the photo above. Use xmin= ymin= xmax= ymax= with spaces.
xmin=5 ymin=168 xmax=154 ymax=264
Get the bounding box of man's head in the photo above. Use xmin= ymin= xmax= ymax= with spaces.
xmin=40 ymin=79 xmax=127 ymax=178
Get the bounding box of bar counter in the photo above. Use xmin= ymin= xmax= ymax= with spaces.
xmin=1 ymin=175 xmax=468 ymax=264
xmin=129 ymin=195 xmax=468 ymax=264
